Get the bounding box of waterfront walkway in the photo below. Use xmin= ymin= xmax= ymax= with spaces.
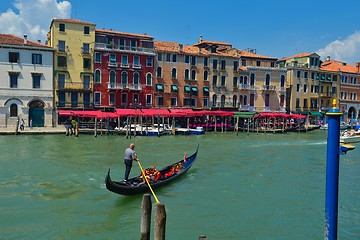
xmin=0 ymin=126 xmax=66 ymax=135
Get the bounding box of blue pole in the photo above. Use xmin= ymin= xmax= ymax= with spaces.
xmin=325 ymin=100 xmax=342 ymax=240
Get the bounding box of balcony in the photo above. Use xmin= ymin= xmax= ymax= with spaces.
xmin=108 ymin=61 xmax=118 ymax=67
xmin=213 ymin=86 xmax=226 ymax=93
xmin=261 ymin=85 xmax=276 ymax=91
xmin=107 ymin=83 xmax=142 ymax=91
xmin=132 ymin=64 xmax=142 ymax=69
xmin=120 ymin=63 xmax=130 ymax=68
xmin=56 ymin=81 xmax=93 ymax=91
xmin=94 ymin=43 xmax=156 ymax=56
xmin=238 ymin=84 xmax=257 ymax=92
xmin=318 ymin=93 xmax=332 ymax=98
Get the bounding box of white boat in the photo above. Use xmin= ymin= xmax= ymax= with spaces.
xmin=340 ymin=130 xmax=360 ymax=143
xmin=189 ymin=127 xmax=205 ymax=135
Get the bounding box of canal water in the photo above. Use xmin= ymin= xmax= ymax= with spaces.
xmin=0 ymin=131 xmax=359 ymax=239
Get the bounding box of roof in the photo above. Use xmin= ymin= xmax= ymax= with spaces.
xmin=154 ymin=41 xmax=211 ymax=55
xmin=277 ymin=52 xmax=319 ymax=61
xmin=237 ymin=49 xmax=277 ymax=60
xmin=193 ymin=39 xmax=232 ymax=47
xmin=0 ymin=34 xmax=52 ymax=49
xmin=50 ymin=18 xmax=96 ymax=27
xmin=320 ymin=60 xmax=360 ymax=74
xmin=96 ymin=29 xmax=153 ymax=40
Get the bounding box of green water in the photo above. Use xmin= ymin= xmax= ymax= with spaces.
xmin=0 ymin=132 xmax=359 ymax=239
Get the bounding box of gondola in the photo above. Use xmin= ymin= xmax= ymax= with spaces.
xmin=105 ymin=145 xmax=199 ymax=196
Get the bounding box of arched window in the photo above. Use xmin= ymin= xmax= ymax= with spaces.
xmin=109 ymin=70 xmax=116 ymax=83
xmin=184 ymin=69 xmax=189 ymax=80
xmin=239 ymin=95 xmax=243 ymax=106
xmin=212 ymin=94 xmax=217 ymax=107
xmin=156 ymin=67 xmax=162 ymax=78
xmin=240 ymin=76 xmax=243 ymax=84
xmin=133 ymin=72 xmax=139 ymax=85
xmin=191 ymin=70 xmax=196 ymax=80
xmin=94 ymin=69 xmax=101 ymax=83
xmin=244 ymin=95 xmax=248 ymax=106
xmin=250 ymin=73 xmax=255 ymax=86
xmin=221 ymin=95 xmax=226 ymax=107
xmin=10 ymin=103 xmax=17 ymax=117
xmin=265 ymin=74 xmax=270 ymax=85
xmin=204 ymin=70 xmax=208 ymax=81
xmin=233 ymin=95 xmax=237 ymax=108
xmin=121 ymin=71 xmax=128 ymax=84
xmin=244 ymin=76 xmax=248 ymax=85
xmin=146 ymin=73 xmax=152 ymax=86
xmin=172 ymin=68 xmax=177 ymax=79
xmin=280 ymin=75 xmax=285 ymax=87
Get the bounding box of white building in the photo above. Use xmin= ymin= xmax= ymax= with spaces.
xmin=0 ymin=34 xmax=54 ymax=127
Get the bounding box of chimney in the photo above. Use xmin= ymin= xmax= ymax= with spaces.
xmin=356 ymin=62 xmax=360 ymax=73
xmin=199 ymin=35 xmax=203 ymax=43
xmin=326 ymin=56 xmax=330 ymax=61
xmin=179 ymin=44 xmax=183 ymax=52
xmin=23 ymin=34 xmax=28 ymax=45
xmin=198 ymin=47 xmax=202 ymax=54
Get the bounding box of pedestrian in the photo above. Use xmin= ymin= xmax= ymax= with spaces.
xmin=71 ymin=118 xmax=77 ymax=135
xmin=124 ymin=143 xmax=138 ymax=182
xmin=20 ymin=119 xmax=25 ymax=131
xmin=29 ymin=119 xmax=33 ymax=129
xmin=65 ymin=118 xmax=71 ymax=136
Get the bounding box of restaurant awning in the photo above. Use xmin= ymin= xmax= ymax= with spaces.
xmin=309 ymin=111 xmax=323 ymax=117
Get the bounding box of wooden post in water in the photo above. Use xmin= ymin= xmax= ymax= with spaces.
xmin=154 ymin=203 xmax=166 ymax=240
xmin=140 ymin=194 xmax=152 ymax=240
xmin=94 ymin=117 xmax=98 ymax=137
xmin=75 ymin=121 xmax=79 ymax=137
xmin=15 ymin=116 xmax=20 ymax=135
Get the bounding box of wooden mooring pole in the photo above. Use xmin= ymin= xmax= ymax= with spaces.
xmin=140 ymin=194 xmax=152 ymax=240
xmin=154 ymin=203 xmax=166 ymax=240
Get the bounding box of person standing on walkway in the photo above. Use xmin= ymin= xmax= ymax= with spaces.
xmin=124 ymin=143 xmax=138 ymax=181
xmin=20 ymin=119 xmax=25 ymax=131
xmin=29 ymin=119 xmax=33 ymax=129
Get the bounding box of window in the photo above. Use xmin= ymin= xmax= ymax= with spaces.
xmin=191 ymin=70 xmax=196 ymax=80
xmin=9 ymin=73 xmax=18 ymax=88
xmin=204 ymin=71 xmax=208 ymax=81
xmin=296 ymin=84 xmax=300 ymax=92
xmin=250 ymin=73 xmax=255 ymax=85
xmin=156 ymin=84 xmax=164 ymax=92
xmin=119 ymin=39 xmax=125 ymax=47
xmin=221 ymin=76 xmax=226 ymax=87
xmin=171 ymin=85 xmax=178 ymax=93
xmin=244 ymin=76 xmax=248 ymax=85
xmin=109 ymin=71 xmax=116 ymax=88
xmin=84 ymin=26 xmax=90 ymax=34
xmin=296 ymin=98 xmax=300 ymax=108
xmin=265 ymin=74 xmax=270 ymax=85
xmin=213 ymin=59 xmax=218 ymax=69
xmin=184 ymin=85 xmax=191 ymax=94
xmin=130 ymin=40 xmax=136 ymax=50
xmin=94 ymin=69 xmax=101 ymax=83
xmin=212 ymin=94 xmax=217 ymax=107
xmin=133 ymin=72 xmax=139 ymax=86
xmin=32 ymin=73 xmax=41 ymax=88
xmin=297 ymin=71 xmax=301 ymax=78
xmin=32 ymin=54 xmax=42 ymax=64
xmin=146 ymin=73 xmax=152 ymax=85
xmin=221 ymin=60 xmax=226 ymax=70
xmin=241 ymin=59 xmax=246 ymax=66
xmin=172 ymin=54 xmax=177 ymax=62
xmin=71 ymin=93 xmax=78 ymax=108
xmin=256 ymin=61 xmax=261 ymax=67
xmin=109 ymin=93 xmax=115 ymax=105
xmin=156 ymin=96 xmax=164 ymax=107
xmin=95 ymin=52 xmax=101 ymax=63
xmin=270 ymin=62 xmax=275 ymax=67
xmin=94 ymin=92 xmax=101 ymax=106
xmin=110 ymin=54 xmax=116 ymax=64
xmin=58 ymin=92 xmax=65 ymax=107
xmin=83 ymin=43 xmax=90 ymax=54
xmin=121 ymin=71 xmax=128 ymax=85
xmin=171 ymin=68 xmax=177 ymax=79
xmin=233 ymin=61 xmax=238 ymax=71
xmin=9 ymin=52 xmax=19 ymax=63
xmin=212 ymin=76 xmax=217 ymax=86
xmin=122 ymin=55 xmax=129 ymax=66
xmin=185 ymin=55 xmax=190 ymax=63
xmin=156 ymin=67 xmax=162 ymax=78
xmin=171 ymin=97 xmax=177 ymax=106
xmin=191 ymin=55 xmax=196 ymax=65
xmin=83 ymin=58 xmax=91 ymax=69
xmin=280 ymin=95 xmax=285 ymax=107
xmin=121 ymin=93 xmax=127 ymax=105
xmin=146 ymin=57 xmax=152 ymax=67
xmin=203 ymin=98 xmax=208 ymax=107
xmin=204 ymin=57 xmax=208 ymax=67
xmin=10 ymin=104 xmax=18 ymax=117
xmin=58 ymin=40 xmax=65 ymax=52
xmin=58 ymin=73 xmax=65 ymax=88
xmin=146 ymin=94 xmax=152 ymax=107
xmin=133 ymin=56 xmax=140 ymax=67
xmin=333 ymin=75 xmax=338 ymax=82
xmin=311 ymin=72 xmax=315 ymax=80
xmin=166 ymin=53 xmax=171 ymax=62
xmin=280 ymin=75 xmax=285 ymax=87
xmin=233 ymin=77 xmax=238 ymax=87
xmin=303 ymin=99 xmax=308 ymax=108
xmin=191 ymin=86 xmax=198 ymax=96
xmin=304 ymin=84 xmax=307 ymax=93
xmin=157 ymin=52 xmax=162 ymax=61
xmin=59 ymin=23 xmax=65 ymax=32
xmin=185 ymin=69 xmax=189 ymax=80
xmin=203 ymin=87 xmax=209 ymax=97
xmin=304 ymin=71 xmax=308 ymax=79
xmin=83 ymin=75 xmax=90 ymax=89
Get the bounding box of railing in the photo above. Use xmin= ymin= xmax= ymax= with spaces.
xmin=278 ymin=87 xmax=286 ymax=92
xmin=56 ymin=81 xmax=93 ymax=90
xmin=132 ymin=64 xmax=141 ymax=69
xmin=239 ymin=105 xmax=249 ymax=111
xmin=319 ymin=93 xmax=332 ymax=97
xmin=94 ymin=43 xmax=156 ymax=55
xmin=261 ymin=85 xmax=276 ymax=91
xmin=238 ymin=84 xmax=257 ymax=91
xmin=213 ymin=86 xmax=227 ymax=92
xmin=107 ymin=83 xmax=142 ymax=90
xmin=108 ymin=62 xmax=118 ymax=67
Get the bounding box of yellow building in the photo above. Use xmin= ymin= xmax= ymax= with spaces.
xmin=47 ymin=18 xmax=96 ymax=109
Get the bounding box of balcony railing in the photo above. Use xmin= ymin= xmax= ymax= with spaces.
xmin=278 ymin=87 xmax=286 ymax=92
xmin=261 ymin=85 xmax=276 ymax=91
xmin=108 ymin=83 xmax=142 ymax=91
xmin=132 ymin=64 xmax=141 ymax=69
xmin=108 ymin=61 xmax=118 ymax=67
xmin=238 ymin=84 xmax=257 ymax=91
xmin=319 ymin=93 xmax=332 ymax=98
xmin=56 ymin=81 xmax=93 ymax=91
xmin=94 ymin=43 xmax=155 ymax=55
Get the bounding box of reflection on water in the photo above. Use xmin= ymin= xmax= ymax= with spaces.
xmin=0 ymin=131 xmax=359 ymax=239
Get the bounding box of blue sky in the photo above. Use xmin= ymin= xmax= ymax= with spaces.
xmin=1 ymin=0 xmax=360 ymax=64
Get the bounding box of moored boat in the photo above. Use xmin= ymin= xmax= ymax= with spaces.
xmin=105 ymin=145 xmax=199 ymax=196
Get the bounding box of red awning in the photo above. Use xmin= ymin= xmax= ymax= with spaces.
xmin=58 ymin=110 xmax=98 ymax=117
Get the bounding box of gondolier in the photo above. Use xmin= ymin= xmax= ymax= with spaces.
xmin=124 ymin=143 xmax=138 ymax=181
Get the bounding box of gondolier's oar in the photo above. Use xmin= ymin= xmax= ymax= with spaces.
xmin=136 ymin=157 xmax=160 ymax=204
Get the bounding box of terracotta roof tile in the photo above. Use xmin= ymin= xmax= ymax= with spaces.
xmin=154 ymin=41 xmax=211 ymax=55
xmin=237 ymin=50 xmax=276 ymax=60
xmin=193 ymin=39 xmax=232 ymax=47
xmin=51 ymin=18 xmax=95 ymax=26
xmin=96 ymin=28 xmax=153 ymax=39
xmin=277 ymin=52 xmax=318 ymax=61
xmin=320 ymin=60 xmax=359 ymax=74
xmin=0 ymin=34 xmax=52 ymax=48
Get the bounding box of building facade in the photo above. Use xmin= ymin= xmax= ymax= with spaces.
xmin=93 ymin=29 xmax=155 ymax=108
xmin=47 ymin=18 xmax=96 ymax=109
xmin=0 ymin=34 xmax=54 ymax=127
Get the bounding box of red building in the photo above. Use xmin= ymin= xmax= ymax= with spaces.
xmin=93 ymin=29 xmax=156 ymax=109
